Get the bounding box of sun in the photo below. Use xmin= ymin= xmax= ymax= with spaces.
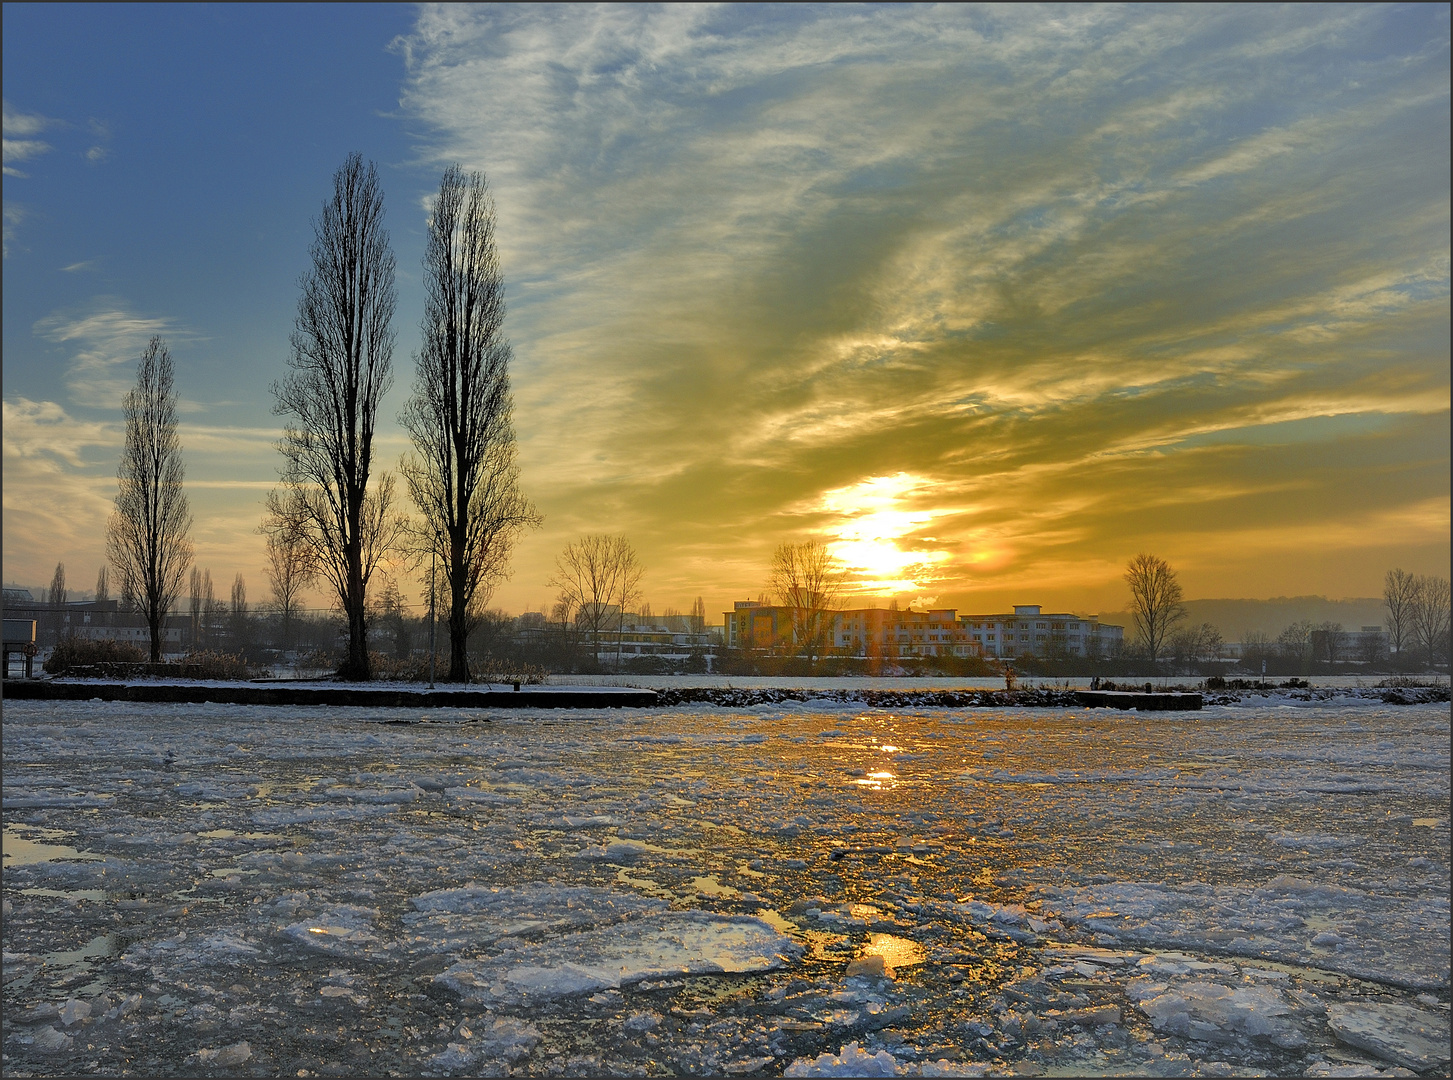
xmin=818 ymin=473 xmax=950 ymax=595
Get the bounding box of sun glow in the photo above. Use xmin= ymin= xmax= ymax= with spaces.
xmin=819 ymin=473 xmax=952 ymax=595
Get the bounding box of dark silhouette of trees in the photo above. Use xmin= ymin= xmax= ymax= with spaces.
xmin=106 ymin=337 xmax=193 ymax=662
xmin=271 ymin=153 xmax=400 ymax=680
xmin=188 ymin=567 xmax=213 ymax=651
xmin=401 ymin=165 xmax=540 ymax=682
xmin=48 ymin=562 xmax=67 ymax=608
xmin=768 ymin=539 xmax=845 ymax=666
xmin=94 ymin=565 xmax=109 ymax=605
xmin=1383 ymin=567 xmax=1419 ymax=659
xmin=548 ymin=535 xmax=643 ymax=669
xmin=1411 ymin=574 xmax=1450 ymax=668
xmin=1123 ymin=553 xmax=1186 ymax=662
xmin=261 ymin=518 xmax=313 ymax=654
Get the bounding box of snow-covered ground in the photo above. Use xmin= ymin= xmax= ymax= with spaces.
xmin=3 ymin=699 xmax=1448 ymax=1076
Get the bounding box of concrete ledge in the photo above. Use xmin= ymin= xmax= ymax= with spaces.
xmin=1075 ymin=690 xmax=1202 ymax=711
xmin=1 ymin=680 xmax=657 ymax=710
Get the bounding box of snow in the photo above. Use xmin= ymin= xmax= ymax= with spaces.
xmin=435 ymin=910 xmax=802 ymax=1005
xmin=3 ymin=695 xmax=1447 ymax=1076
xmin=1324 ymin=1001 xmax=1451 ymax=1070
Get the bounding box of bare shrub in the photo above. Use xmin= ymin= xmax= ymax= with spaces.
xmin=44 ymin=638 xmax=147 ymax=674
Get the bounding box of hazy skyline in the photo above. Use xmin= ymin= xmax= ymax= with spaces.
xmin=4 ymin=4 xmax=1448 ymax=621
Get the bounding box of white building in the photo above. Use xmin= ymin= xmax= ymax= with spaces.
xmin=725 ymin=601 xmax=1122 ymax=660
xmin=956 ymin=605 xmax=1123 ymax=659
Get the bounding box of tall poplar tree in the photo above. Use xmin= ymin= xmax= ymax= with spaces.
xmin=106 ymin=337 xmax=192 ymax=662
xmin=402 ymin=165 xmax=540 ymax=681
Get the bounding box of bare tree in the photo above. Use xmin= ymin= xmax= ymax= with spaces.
xmin=1411 ymin=574 xmax=1450 ymax=668
xmin=229 ymin=573 xmax=250 ymax=654
xmin=1240 ymin=629 xmax=1272 ymax=670
xmin=1277 ymin=620 xmax=1315 ymax=662
xmin=94 ymin=565 xmax=109 ymax=605
xmin=548 ymin=535 xmax=643 ymax=669
xmin=271 ymin=153 xmax=399 ymax=680
xmin=46 ymin=562 xmax=68 ymax=645
xmin=401 ymin=165 xmax=541 ymax=682
xmin=1383 ymin=568 xmax=1420 ymax=659
xmin=261 ymin=518 xmax=314 ymax=654
xmin=374 ymin=578 xmax=412 ymax=661
xmin=48 ymin=562 xmax=67 ymax=608
xmin=690 ymin=596 xmax=707 ymax=637
xmin=1123 ymin=553 xmax=1186 ymax=662
xmin=188 ymin=567 xmax=209 ymax=651
xmin=768 ymin=540 xmax=845 ymax=666
xmin=1311 ymin=621 xmax=1346 ymax=664
xmin=201 ymin=571 xmax=220 ymax=650
xmin=1171 ymin=622 xmax=1223 ymax=667
xmin=106 ymin=337 xmax=193 ymax=663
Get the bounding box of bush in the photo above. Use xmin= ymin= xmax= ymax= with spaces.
xmin=177 ymin=651 xmax=257 ymax=680
xmin=364 ymin=652 xmax=548 ymax=685
xmin=44 ymin=637 xmax=147 ymax=674
xmin=473 ymin=662 xmax=548 ymax=686
xmin=43 ymin=641 xmax=261 ymax=680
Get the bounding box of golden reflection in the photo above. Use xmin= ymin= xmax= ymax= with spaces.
xmin=861 ymin=933 xmax=926 ymax=971
xmin=818 ymin=473 xmax=950 ymax=595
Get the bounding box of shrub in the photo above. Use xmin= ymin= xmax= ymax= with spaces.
xmin=368 ymin=652 xmax=434 ymax=682
xmin=44 ymin=637 xmax=147 ymax=674
xmin=176 ymin=652 xmax=257 ymax=680
xmin=473 ymin=661 xmax=547 ymax=685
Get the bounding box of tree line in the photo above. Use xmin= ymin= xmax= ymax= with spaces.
xmin=103 ymin=154 xmax=538 ymax=680
xmin=1126 ymin=554 xmax=1448 ymax=670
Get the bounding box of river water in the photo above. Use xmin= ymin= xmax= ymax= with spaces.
xmin=3 ymin=698 xmax=1448 ymax=1076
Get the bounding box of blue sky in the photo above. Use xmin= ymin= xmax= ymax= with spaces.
xmin=4 ymin=4 xmax=1449 ymax=619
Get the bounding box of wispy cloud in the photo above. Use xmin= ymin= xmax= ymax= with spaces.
xmin=2 ymin=100 xmax=54 ymax=177
xmin=1 ymin=398 xmax=121 ymax=575
xmin=33 ymin=299 xmax=198 ymax=409
xmin=391 ymin=5 xmax=1448 ymax=609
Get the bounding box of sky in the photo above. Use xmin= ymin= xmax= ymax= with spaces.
xmin=4 ymin=3 xmax=1449 ymax=623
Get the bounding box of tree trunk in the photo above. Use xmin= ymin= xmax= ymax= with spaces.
xmin=148 ymin=601 xmax=163 ymax=663
xmin=341 ymin=529 xmax=371 ymax=681
xmin=448 ymin=530 xmax=470 ymax=682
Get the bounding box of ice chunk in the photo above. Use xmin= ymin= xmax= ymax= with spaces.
xmin=919 ymin=1062 xmax=989 ymax=1077
xmin=58 ymin=998 xmax=91 ymax=1026
xmin=1326 ymin=1002 xmax=1451 ymax=1071
xmin=575 ymin=839 xmax=649 ymax=860
xmin=1136 ymin=980 xmax=1300 ymax=1045
xmin=477 ymin=1017 xmax=540 ymax=1062
xmin=282 ymin=905 xmax=381 ymax=955
xmin=30 ymin=1025 xmax=72 ymax=1052
xmin=191 ymin=1041 xmax=252 ymax=1066
xmin=402 ymin=885 xmax=665 ymax=953
xmin=430 ymin=1043 xmax=477 ymax=1070
xmin=435 ymin=911 xmax=802 ymax=1005
xmin=622 ymin=1011 xmax=661 ymax=1034
xmin=785 ymin=1041 xmax=901 ymax=1076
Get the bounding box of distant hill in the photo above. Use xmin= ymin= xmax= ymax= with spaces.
xmin=1096 ymin=596 xmax=1386 ymax=642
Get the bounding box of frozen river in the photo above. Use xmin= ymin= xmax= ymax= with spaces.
xmin=3 ymin=698 xmax=1448 ymax=1077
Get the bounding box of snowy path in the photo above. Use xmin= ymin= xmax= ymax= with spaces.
xmin=3 ymin=700 xmax=1448 ymax=1076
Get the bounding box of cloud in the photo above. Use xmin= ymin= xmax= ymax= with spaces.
xmin=393 ymin=5 xmax=1449 ymax=610
xmin=1 ymin=398 xmax=121 ymax=583
xmin=33 ymin=299 xmax=196 ymax=409
xmin=3 ymin=100 xmax=55 ymax=177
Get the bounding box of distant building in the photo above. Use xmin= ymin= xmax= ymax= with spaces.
xmin=724 ymin=601 xmax=1122 ymax=660
xmin=955 ymin=604 xmax=1123 ymax=659
xmin=592 ymin=613 xmax=720 ymax=666
xmin=0 ymin=595 xmax=186 ymax=654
